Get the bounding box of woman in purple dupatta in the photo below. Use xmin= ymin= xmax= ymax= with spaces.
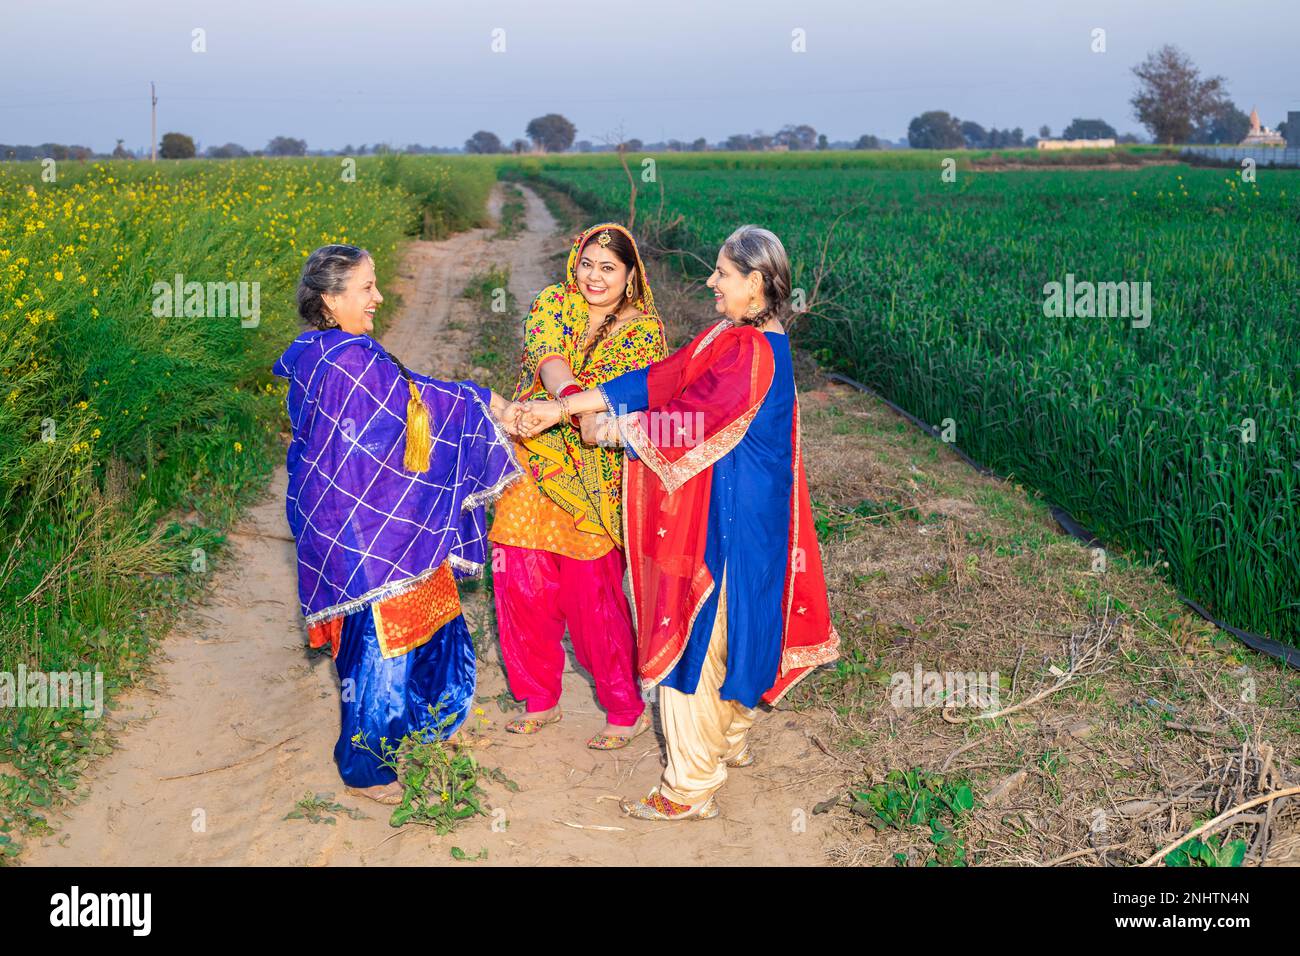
xmin=274 ymin=245 xmax=525 ymax=804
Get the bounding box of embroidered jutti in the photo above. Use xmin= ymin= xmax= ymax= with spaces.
xmin=273 ymin=328 xmax=522 ymax=786
xmin=489 ymin=222 xmax=666 ymax=727
xmin=599 ymin=320 xmax=840 ymax=801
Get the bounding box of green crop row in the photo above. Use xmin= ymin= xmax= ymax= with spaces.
xmin=514 ymin=159 xmax=1300 ymax=645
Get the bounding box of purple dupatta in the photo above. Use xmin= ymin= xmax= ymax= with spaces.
xmin=273 ymin=329 xmax=521 ymax=627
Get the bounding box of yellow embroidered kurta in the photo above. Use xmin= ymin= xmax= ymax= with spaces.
xmin=488 ymin=443 xmax=615 ymax=559
xmin=489 ymin=222 xmax=667 ymax=555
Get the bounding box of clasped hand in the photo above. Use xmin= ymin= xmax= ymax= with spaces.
xmin=496 ymin=399 xmax=562 ymax=439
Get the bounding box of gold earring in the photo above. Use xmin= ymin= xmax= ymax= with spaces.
xmin=626 ymin=275 xmax=636 ymax=299
xmin=747 ymin=299 xmax=762 ymax=316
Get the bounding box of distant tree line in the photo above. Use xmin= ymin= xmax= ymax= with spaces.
xmin=8 ymin=51 xmax=1287 ymax=163
xmin=1 ymin=143 xmax=95 ymax=161
xmin=465 ymin=116 xmax=892 ymax=154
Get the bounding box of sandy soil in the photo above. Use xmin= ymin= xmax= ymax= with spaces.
xmin=26 ymin=185 xmax=845 ymax=866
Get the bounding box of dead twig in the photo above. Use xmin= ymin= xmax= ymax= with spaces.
xmin=943 ymin=607 xmax=1118 ymax=723
xmin=158 ymin=733 xmax=304 ymax=780
xmin=1141 ymin=785 xmax=1300 ymax=866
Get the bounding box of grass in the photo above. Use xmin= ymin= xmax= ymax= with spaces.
xmin=0 ymin=153 xmax=493 ymax=860
xmin=511 ymin=157 xmax=1300 ymax=648
xmin=493 ymin=183 xmax=526 ymax=239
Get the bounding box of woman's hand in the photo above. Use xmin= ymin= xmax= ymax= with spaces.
xmin=579 ymin=411 xmax=625 ymax=447
xmin=497 ymin=401 xmax=527 ymax=437
xmin=489 ymin=391 xmax=525 ymax=437
xmin=518 ymin=400 xmax=563 ymax=438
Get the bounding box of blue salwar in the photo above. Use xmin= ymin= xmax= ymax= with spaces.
xmin=332 ymin=609 xmax=476 ymax=787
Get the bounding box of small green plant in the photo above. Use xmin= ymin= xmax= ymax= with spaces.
xmin=350 ymin=703 xmax=490 ymax=833
xmin=285 ymin=792 xmax=370 ymax=825
xmin=483 ymin=690 xmax=525 ymax=714
xmin=1165 ymin=833 xmax=1248 ymax=867
xmin=849 ymin=767 xmax=976 ymax=866
xmin=450 ymin=846 xmax=489 ymax=862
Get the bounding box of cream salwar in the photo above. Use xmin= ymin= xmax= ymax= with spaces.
xmin=657 ymin=569 xmax=759 ymax=804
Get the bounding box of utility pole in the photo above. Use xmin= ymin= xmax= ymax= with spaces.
xmin=150 ymin=81 xmax=157 ymax=162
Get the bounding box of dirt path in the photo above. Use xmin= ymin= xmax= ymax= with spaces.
xmin=27 ymin=184 xmax=843 ymax=866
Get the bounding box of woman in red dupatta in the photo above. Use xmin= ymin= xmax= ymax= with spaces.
xmin=518 ymin=226 xmax=839 ymax=820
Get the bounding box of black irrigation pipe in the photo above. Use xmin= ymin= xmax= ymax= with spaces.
xmin=824 ymin=371 xmax=1300 ymax=669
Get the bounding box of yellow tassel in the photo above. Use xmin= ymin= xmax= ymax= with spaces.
xmin=403 ymin=380 xmax=432 ymax=473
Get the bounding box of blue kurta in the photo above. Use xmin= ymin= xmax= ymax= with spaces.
xmin=600 ymin=331 xmax=795 ymax=708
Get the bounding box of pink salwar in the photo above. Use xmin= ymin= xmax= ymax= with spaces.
xmin=492 ymin=542 xmax=644 ymax=726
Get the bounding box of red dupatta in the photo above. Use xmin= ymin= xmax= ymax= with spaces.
xmin=617 ymin=320 xmax=840 ymax=705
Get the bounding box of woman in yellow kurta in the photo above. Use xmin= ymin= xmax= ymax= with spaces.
xmin=489 ymin=223 xmax=666 ymax=748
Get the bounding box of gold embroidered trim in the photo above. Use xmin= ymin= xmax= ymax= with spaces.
xmin=783 ymin=396 xmax=803 ymax=635
xmin=693 ymin=320 xmax=731 ymax=358
xmin=765 ymin=627 xmax=843 ymax=707
xmin=640 ymin=566 xmax=715 ymax=687
xmin=781 ymin=625 xmax=842 ymax=671
xmin=624 ymin=401 xmax=765 ymax=496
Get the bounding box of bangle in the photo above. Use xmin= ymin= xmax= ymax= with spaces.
xmin=557 ymin=394 xmax=572 ymax=422
xmin=550 ymin=378 xmax=579 ymax=398
xmin=558 ymin=383 xmax=583 ymax=427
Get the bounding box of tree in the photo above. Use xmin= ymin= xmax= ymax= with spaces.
xmin=726 ymin=133 xmax=754 ymax=151
xmin=854 ymin=134 xmax=881 ymax=149
xmin=959 ymin=121 xmax=988 ymax=148
xmin=691 ymin=137 xmax=707 ymax=152
xmin=1062 ymin=118 xmax=1118 ymax=140
xmin=1130 ymin=44 xmax=1227 ymax=144
xmin=464 ymin=130 xmax=502 ymax=154
xmin=817 ymin=133 xmax=829 ymax=150
xmin=510 ymin=138 xmax=529 ymax=154
xmin=266 ymin=136 xmax=307 ymax=156
xmin=207 ymin=142 xmax=249 ymax=159
xmin=158 ymin=132 xmax=195 ymax=159
xmin=525 ymin=113 xmax=576 ymax=152
xmin=986 ymin=127 xmax=1024 ymax=148
xmin=1189 ymin=102 xmax=1250 ymax=144
xmin=774 ymin=124 xmax=817 ymax=150
xmin=624 ymin=138 xmax=643 ymax=151
xmin=112 ymin=138 xmax=130 ymax=159
xmin=1038 ymin=125 xmax=1052 ymax=139
xmin=907 ymin=111 xmax=964 ymax=149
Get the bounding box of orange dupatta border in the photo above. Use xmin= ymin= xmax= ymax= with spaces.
xmin=306 ymin=561 xmax=462 ymax=660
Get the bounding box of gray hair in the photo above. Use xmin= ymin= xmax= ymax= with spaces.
xmin=297 ymin=244 xmax=372 ymax=330
xmin=720 ymin=225 xmax=791 ymax=326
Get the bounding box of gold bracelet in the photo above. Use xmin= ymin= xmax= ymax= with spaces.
xmin=557 ymin=394 xmax=571 ymax=421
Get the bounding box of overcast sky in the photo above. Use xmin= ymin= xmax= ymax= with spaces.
xmin=2 ymin=0 xmax=1296 ymax=152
